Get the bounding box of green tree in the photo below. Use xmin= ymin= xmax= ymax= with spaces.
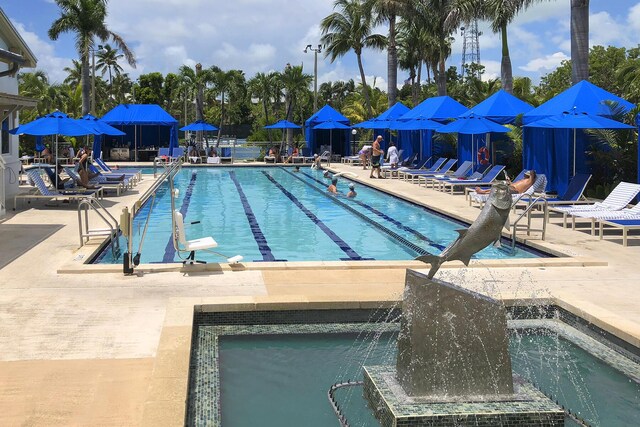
xmin=280 ymin=64 xmax=313 ymax=147
xmin=96 ymin=43 xmax=124 ymax=96
xmin=63 ymin=59 xmax=82 ymax=87
xmin=211 ymin=68 xmax=246 ymax=144
xmin=48 ymin=0 xmax=136 ymax=115
xmin=249 ymin=72 xmax=278 ymax=142
xmin=320 ymin=0 xmax=386 ymax=118
xmin=135 ymin=72 xmax=164 ymax=105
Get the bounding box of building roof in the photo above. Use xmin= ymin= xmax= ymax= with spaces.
xmin=0 ymin=7 xmax=37 ymax=68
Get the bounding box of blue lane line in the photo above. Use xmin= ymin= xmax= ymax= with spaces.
xmin=228 ymin=170 xmax=278 ymax=262
xmin=162 ymin=171 xmax=198 ymax=262
xmin=261 ymin=171 xmax=364 ymax=260
xmin=299 ymin=170 xmax=446 ymax=251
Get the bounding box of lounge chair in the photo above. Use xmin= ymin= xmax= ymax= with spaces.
xmin=170 ymin=147 xmax=185 ymax=162
xmin=404 ymin=158 xmax=455 ymax=183
xmin=549 ymin=181 xmax=640 ymax=227
xmin=301 ymin=148 xmax=315 ymax=164
xmin=219 ymin=147 xmax=233 ymax=164
xmin=88 ymin=164 xmax=135 ymax=189
xmin=264 ymin=153 xmax=278 ymax=163
xmin=598 ymin=218 xmax=640 ymax=246
xmin=94 ymin=157 xmax=142 ymax=183
xmin=173 ymin=210 xmax=219 ymax=264
xmin=421 ymin=160 xmax=473 ymax=188
xmin=380 ymin=150 xmax=408 ymax=177
xmin=562 ymin=200 xmax=640 ymax=235
xmin=156 ymin=147 xmax=170 ymax=162
xmin=437 ymin=165 xmax=506 ymax=194
xmin=319 ymin=150 xmax=331 ymax=163
xmin=468 ymin=169 xmax=526 ymax=200
xmin=470 ymin=174 xmax=548 ymax=208
xmin=65 ymin=167 xmax=128 ymax=196
xmin=14 ymin=169 xmax=100 ymax=209
xmin=396 ymin=157 xmax=445 ymax=180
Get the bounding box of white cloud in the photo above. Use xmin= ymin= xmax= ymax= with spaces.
xmin=520 ymin=52 xmax=570 ymax=73
xmin=629 ymin=3 xmax=640 ymax=32
xmin=10 ymin=20 xmax=72 ymax=84
xmin=480 ymin=60 xmax=501 ymax=81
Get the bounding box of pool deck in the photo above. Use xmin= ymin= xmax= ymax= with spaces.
xmin=0 ymin=162 xmax=639 ymax=426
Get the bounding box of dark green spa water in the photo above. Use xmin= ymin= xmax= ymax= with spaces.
xmin=218 ymin=332 xmax=640 ymax=427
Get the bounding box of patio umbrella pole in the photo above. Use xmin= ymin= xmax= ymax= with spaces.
xmin=329 ymin=130 xmax=332 ymax=167
xmin=55 ymin=134 xmax=59 ymax=190
xmin=573 ymin=128 xmax=576 ymax=177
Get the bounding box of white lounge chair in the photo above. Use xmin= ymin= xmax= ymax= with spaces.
xmin=14 ymin=169 xmax=100 ymax=209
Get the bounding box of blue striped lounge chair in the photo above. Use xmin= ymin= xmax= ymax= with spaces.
xmin=564 ymin=198 xmax=640 ymax=235
xmin=422 ymin=160 xmax=473 ymax=188
xmin=550 ymin=181 xmax=640 ymax=228
xmin=14 ymin=169 xmax=100 ymax=209
xmin=598 ymin=218 xmax=640 ymax=246
xmin=405 ymin=158 xmax=456 ymax=183
xmin=438 ymin=165 xmax=506 ymax=195
xmin=66 ymin=167 xmax=128 ymax=196
xmin=94 ymin=157 xmax=142 ymax=182
xmin=397 ymin=157 xmax=446 ymax=180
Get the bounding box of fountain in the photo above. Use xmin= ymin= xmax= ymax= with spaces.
xmin=363 ymin=270 xmax=565 ymax=426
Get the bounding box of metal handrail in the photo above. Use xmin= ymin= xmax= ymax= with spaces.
xmin=510 ymin=194 xmax=548 ymax=252
xmin=78 ymin=197 xmax=120 ymax=257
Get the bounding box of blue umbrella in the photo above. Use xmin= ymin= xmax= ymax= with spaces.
xmin=524 ymin=108 xmax=633 ymax=175
xmin=314 ymin=120 xmax=351 ymax=164
xmin=180 ymin=120 xmax=219 ymax=132
xmin=264 ymin=119 xmax=300 ymax=129
xmin=459 ymin=89 xmax=534 ymax=124
xmin=80 ymin=114 xmax=126 ymax=160
xmin=438 ymin=114 xmax=511 ymax=168
xmin=10 ymin=111 xmax=96 ymax=189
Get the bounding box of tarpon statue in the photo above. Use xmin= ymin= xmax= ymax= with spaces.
xmin=416 ymin=181 xmax=512 ymax=278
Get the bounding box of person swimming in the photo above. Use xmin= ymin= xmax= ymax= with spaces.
xmin=346 ymin=183 xmax=357 ymax=198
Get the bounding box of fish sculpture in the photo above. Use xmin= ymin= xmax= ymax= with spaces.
xmin=417 ymin=181 xmax=512 ymax=278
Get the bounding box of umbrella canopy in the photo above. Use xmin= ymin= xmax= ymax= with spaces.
xmin=352 ymin=120 xmax=377 ymax=129
xmin=437 ymin=114 xmax=511 ymax=134
xmin=313 ymin=120 xmax=351 ymax=130
xmin=180 ymin=120 xmax=219 ymax=132
xmin=523 ymin=80 xmax=635 ymax=124
xmin=390 ymin=116 xmax=442 ymax=131
xmin=80 ymin=114 xmax=126 ymax=136
xmin=10 ymin=111 xmax=95 ymax=136
xmin=459 ymin=89 xmax=534 ymax=124
xmin=400 ymin=96 xmax=469 ymax=121
xmin=524 ymin=109 xmax=633 ymax=175
xmin=264 ymin=119 xmax=301 ymax=129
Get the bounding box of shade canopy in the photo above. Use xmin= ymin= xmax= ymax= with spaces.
xmin=437 ymin=114 xmax=510 ymax=135
xmin=523 ymin=80 xmax=635 ymax=124
xmin=180 ymin=120 xmax=219 ymax=131
xmin=80 ymin=114 xmax=126 ymax=136
xmin=390 ymin=116 xmax=442 ymax=131
xmin=400 ymin=96 xmax=468 ymax=121
xmin=524 ymin=109 xmax=633 ymax=130
xmin=460 ymin=89 xmax=534 ymax=124
xmin=305 ymin=105 xmax=351 ymax=156
xmin=313 ymin=119 xmax=351 ymax=130
xmin=10 ymin=111 xmax=95 ymax=136
xmin=264 ymin=119 xmax=301 ymax=129
xmin=352 ymin=120 xmax=378 ymax=129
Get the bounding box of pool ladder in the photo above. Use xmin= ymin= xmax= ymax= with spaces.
xmin=327 ymin=380 xmax=364 ymax=427
xmin=77 ymin=198 xmax=121 ymax=258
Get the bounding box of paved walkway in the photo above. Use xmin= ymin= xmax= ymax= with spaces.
xmin=0 ymin=162 xmax=638 ymax=426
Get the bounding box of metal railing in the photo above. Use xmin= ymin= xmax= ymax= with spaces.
xmin=327 ymin=380 xmax=364 ymax=427
xmin=77 ymin=197 xmax=120 ymax=258
xmin=510 ymin=194 xmax=548 ymax=252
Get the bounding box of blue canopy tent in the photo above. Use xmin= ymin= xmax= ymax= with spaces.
xmin=390 ymin=116 xmax=442 ymax=163
xmin=101 ymin=104 xmax=179 ymax=161
xmin=314 ymin=119 xmax=351 ymax=165
xmin=522 ymin=80 xmax=635 ymax=193
xmin=305 ymin=105 xmax=351 ymax=156
xmin=437 ymin=114 xmax=510 ymax=170
xmin=353 ymin=103 xmax=410 ymax=155
xmin=460 ymin=89 xmax=533 ymax=124
xmin=398 ymin=96 xmax=469 ymax=163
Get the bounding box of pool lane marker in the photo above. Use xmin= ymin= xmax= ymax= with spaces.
xmin=283 ymin=168 xmax=428 ymax=257
xmin=228 ymin=171 xmax=278 ymax=262
xmin=162 ymin=171 xmax=198 ymax=263
xmin=297 ymin=170 xmax=446 ymax=252
xmin=261 ymin=171 xmax=365 ymax=260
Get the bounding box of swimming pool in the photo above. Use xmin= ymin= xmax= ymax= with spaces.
xmin=94 ymin=167 xmax=545 ymax=264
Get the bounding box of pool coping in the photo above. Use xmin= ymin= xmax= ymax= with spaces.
xmin=140 ymin=294 xmax=640 ymax=426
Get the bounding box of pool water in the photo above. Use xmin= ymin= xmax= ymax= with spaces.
xmin=217 ymin=332 xmax=640 ymax=427
xmin=95 ymin=167 xmax=544 ymax=263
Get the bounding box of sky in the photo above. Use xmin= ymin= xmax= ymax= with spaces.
xmin=5 ymin=0 xmax=640 ymax=90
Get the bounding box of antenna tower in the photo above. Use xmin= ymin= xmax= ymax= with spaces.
xmin=460 ymin=19 xmax=482 ymax=79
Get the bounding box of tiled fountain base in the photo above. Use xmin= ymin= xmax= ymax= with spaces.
xmin=363 ymin=365 xmax=564 ymax=427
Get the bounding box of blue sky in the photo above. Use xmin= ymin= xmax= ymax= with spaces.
xmin=5 ymin=0 xmax=640 ymax=89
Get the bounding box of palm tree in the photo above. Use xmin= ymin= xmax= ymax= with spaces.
xmin=212 ymin=68 xmax=246 ymax=145
xmin=371 ymin=0 xmax=411 ymax=106
xmin=111 ymin=73 xmax=132 ymax=104
xmin=96 ymin=44 xmax=124 ymax=91
xmin=446 ymin=0 xmax=543 ymax=94
xmin=19 ymin=71 xmax=51 ymax=117
xmin=280 ymin=64 xmax=312 ymax=148
xmin=321 ymin=0 xmax=386 ymax=118
xmin=48 ymin=0 xmax=136 ymax=116
xmin=63 ymin=60 xmax=82 ymax=87
xmin=249 ymin=72 xmax=277 ymax=142
xmin=571 ymin=0 xmax=589 ymax=84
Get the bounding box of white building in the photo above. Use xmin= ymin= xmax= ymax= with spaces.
xmin=0 ymin=7 xmax=37 ymax=216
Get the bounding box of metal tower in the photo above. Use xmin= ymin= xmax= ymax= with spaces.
xmin=460 ymin=19 xmax=482 ymax=79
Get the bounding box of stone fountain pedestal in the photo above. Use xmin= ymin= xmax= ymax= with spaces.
xmin=363 ymin=270 xmax=564 ymax=426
